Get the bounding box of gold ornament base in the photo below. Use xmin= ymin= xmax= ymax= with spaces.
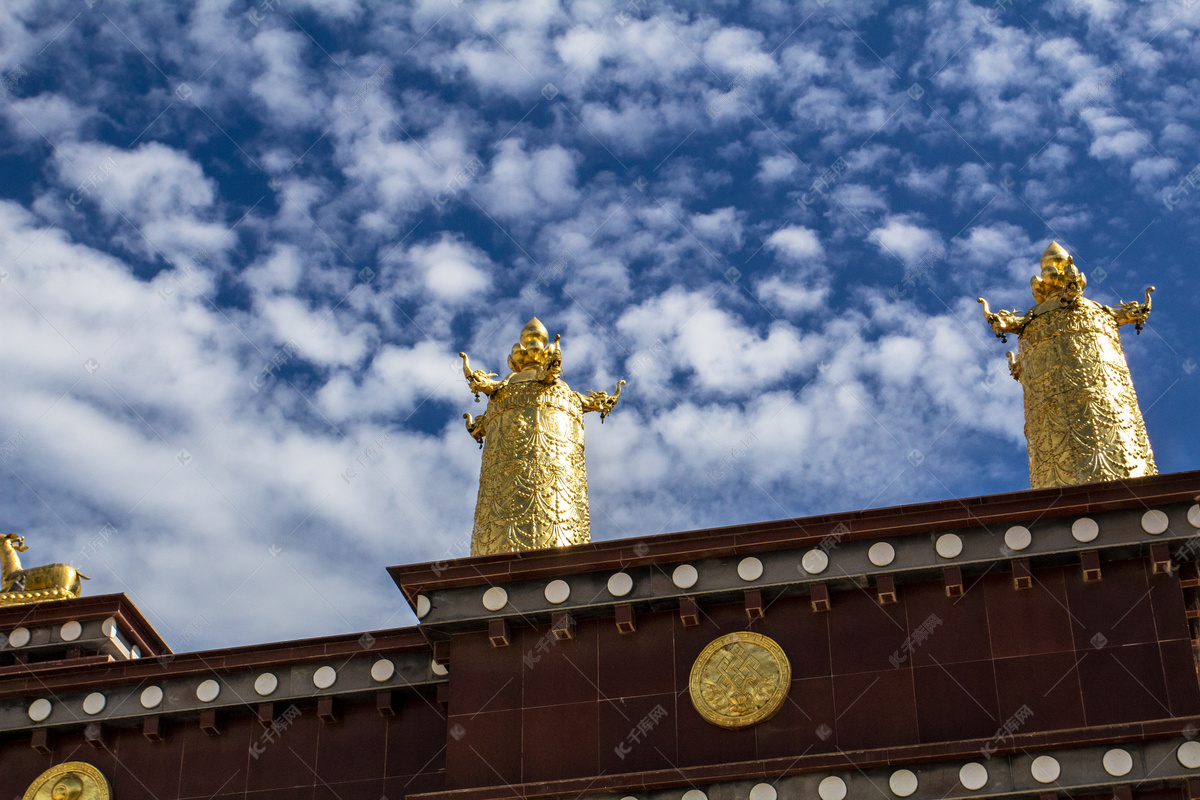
xmin=0 ymin=586 xmax=78 ymax=607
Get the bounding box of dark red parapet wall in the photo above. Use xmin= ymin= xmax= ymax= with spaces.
xmin=2 ymin=472 xmax=1199 ymax=800
xmin=440 ymin=554 xmax=1200 ymax=790
xmin=0 ymin=595 xmax=447 ymax=798
xmin=0 ymin=692 xmax=447 ymax=800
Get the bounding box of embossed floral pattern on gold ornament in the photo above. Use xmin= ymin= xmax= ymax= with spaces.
xmin=978 ymin=241 xmax=1156 ymax=489
xmin=460 ymin=318 xmax=623 ymax=556
xmin=689 ymin=632 xmax=791 ymax=729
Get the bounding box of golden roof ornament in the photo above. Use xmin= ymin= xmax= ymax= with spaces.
xmin=978 ymin=241 xmax=1157 ymax=489
xmin=460 ymin=318 xmax=624 ymax=556
xmin=22 ymin=761 xmax=110 ymax=800
xmin=0 ymin=533 xmax=89 ymax=606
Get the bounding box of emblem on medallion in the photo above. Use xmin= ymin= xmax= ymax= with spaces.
xmin=22 ymin=762 xmax=110 ymax=800
xmin=688 ymin=631 xmax=791 ymax=728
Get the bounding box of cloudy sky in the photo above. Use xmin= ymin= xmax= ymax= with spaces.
xmin=0 ymin=0 xmax=1196 ymax=650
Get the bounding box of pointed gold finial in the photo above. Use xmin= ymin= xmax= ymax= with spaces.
xmin=1031 ymin=241 xmax=1086 ymax=304
xmin=1039 ymin=240 xmax=1070 ymax=267
xmin=508 ymin=317 xmax=558 ymax=373
xmin=977 ymin=242 xmax=1156 ymax=489
xmin=519 ymin=317 xmax=548 ymax=347
xmin=459 ymin=319 xmax=625 ymax=555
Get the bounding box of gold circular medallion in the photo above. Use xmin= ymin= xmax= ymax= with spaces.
xmin=22 ymin=762 xmax=110 ymax=800
xmin=689 ymin=631 xmax=791 ymax=728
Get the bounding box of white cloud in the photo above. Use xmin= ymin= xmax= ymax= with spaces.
xmin=477 ymin=139 xmax=581 ymax=223
xmin=250 ymin=29 xmax=328 ymax=128
xmin=617 ymin=288 xmax=816 ymax=394
xmin=755 ymin=154 xmax=799 ymax=183
xmin=756 ymin=275 xmax=829 ymax=314
xmin=871 ymin=215 xmax=943 ymax=265
xmin=403 ymin=235 xmax=493 ymax=303
xmin=0 ymin=200 xmax=487 ymax=646
xmin=702 ymin=27 xmax=775 ymax=78
xmin=1087 ymin=113 xmax=1149 ymax=160
xmin=898 ymin=164 xmax=951 ymax=195
xmin=691 ymin=206 xmax=743 ymax=249
xmin=766 ymin=225 xmax=823 ymax=261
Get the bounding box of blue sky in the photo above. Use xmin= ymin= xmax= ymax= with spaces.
xmin=0 ymin=0 xmax=1196 ymax=649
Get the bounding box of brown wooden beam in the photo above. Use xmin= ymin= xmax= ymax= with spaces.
xmin=551 ymin=611 xmax=575 ymax=641
xmin=142 ymin=716 xmax=164 ymax=743
xmin=615 ymin=603 xmax=636 ymax=634
xmin=1012 ymin=558 xmax=1032 ymax=590
xmin=876 ymin=576 xmax=898 ymax=605
xmin=488 ymin=619 xmax=510 ymax=648
xmin=745 ymin=589 xmax=764 ymax=621
xmin=679 ymin=597 xmax=699 ymax=627
xmin=811 ymin=583 xmax=830 ymax=612
xmin=944 ymin=566 xmax=964 ymax=597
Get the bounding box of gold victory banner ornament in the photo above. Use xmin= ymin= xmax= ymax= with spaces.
xmin=460 ymin=318 xmax=624 ymax=556
xmin=979 ymin=241 xmax=1157 ymax=489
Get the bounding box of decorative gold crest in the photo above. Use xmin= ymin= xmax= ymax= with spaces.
xmin=689 ymin=631 xmax=791 ymax=729
xmin=22 ymin=762 xmax=110 ymax=800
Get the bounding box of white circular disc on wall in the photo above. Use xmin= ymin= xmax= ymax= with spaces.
xmin=1004 ymin=526 xmax=1032 ymax=551
xmin=868 ymin=542 xmax=895 ymax=567
xmin=140 ymin=685 xmax=164 ymax=709
xmin=607 ymin=572 xmax=633 ymax=597
xmin=482 ymin=586 xmax=508 ymax=611
xmin=544 ymin=579 xmax=571 ymax=604
xmin=1030 ymin=755 xmax=1060 ymax=783
xmin=673 ymin=564 xmax=699 ymax=589
xmin=371 ymin=659 xmax=396 ymax=682
xmin=1071 ymin=517 xmax=1099 ymax=543
xmin=60 ymin=620 xmax=82 ymax=642
xmin=935 ymin=534 xmax=963 ymax=559
xmin=1178 ymin=741 xmax=1200 ymax=768
xmin=82 ymin=692 xmax=106 ymax=716
xmin=802 ymin=549 xmax=829 ymax=574
xmin=196 ymin=679 xmax=220 ymax=703
xmin=959 ymin=762 xmax=988 ymax=790
xmin=313 ymin=665 xmax=337 ymax=689
xmin=818 ymin=776 xmax=847 ymax=800
xmin=1103 ymin=748 xmax=1133 ymax=777
xmin=28 ymin=698 xmax=52 ymax=722
xmin=750 ymin=784 xmax=778 ymax=800
xmin=738 ymin=557 xmax=764 ymax=581
xmin=254 ymin=672 xmax=279 ymax=696
xmin=889 ymin=769 xmax=918 ymax=797
xmin=1142 ymin=510 xmax=1169 ymax=534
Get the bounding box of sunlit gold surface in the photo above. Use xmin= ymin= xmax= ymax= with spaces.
xmin=978 ymin=241 xmax=1156 ymax=489
xmin=23 ymin=762 xmax=110 ymax=800
xmin=0 ymin=533 xmax=88 ymax=607
xmin=689 ymin=632 xmax=791 ymax=729
xmin=461 ymin=318 xmax=624 ymax=556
